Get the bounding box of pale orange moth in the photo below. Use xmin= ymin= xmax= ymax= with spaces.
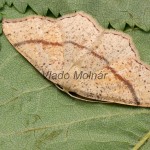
xmin=2 ymin=12 xmax=150 ymax=107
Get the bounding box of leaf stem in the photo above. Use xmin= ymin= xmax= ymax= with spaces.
xmin=133 ymin=131 xmax=150 ymax=150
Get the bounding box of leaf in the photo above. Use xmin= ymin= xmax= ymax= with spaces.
xmin=0 ymin=0 xmax=5 ymax=8
xmin=13 ymin=1 xmax=28 ymax=13
xmin=0 ymin=24 xmax=2 ymax=36
xmin=0 ymin=4 xmax=150 ymax=150
xmin=1 ymin=0 xmax=150 ymax=31
xmin=0 ymin=14 xmax=3 ymax=35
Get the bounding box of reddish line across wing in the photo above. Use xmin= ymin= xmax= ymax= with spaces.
xmin=14 ymin=39 xmax=140 ymax=105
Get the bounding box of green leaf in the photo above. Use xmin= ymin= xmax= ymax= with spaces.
xmin=0 ymin=15 xmax=2 ymax=22
xmin=0 ymin=4 xmax=150 ymax=150
xmin=0 ymin=14 xmax=3 ymax=35
xmin=0 ymin=25 xmax=1 ymax=37
xmin=0 ymin=0 xmax=5 ymax=8
xmin=1 ymin=0 xmax=150 ymax=30
xmin=13 ymin=1 xmax=28 ymax=13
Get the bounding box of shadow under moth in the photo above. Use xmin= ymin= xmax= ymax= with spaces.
xmin=2 ymin=12 xmax=150 ymax=107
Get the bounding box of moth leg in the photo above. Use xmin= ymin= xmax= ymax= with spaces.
xmin=55 ymin=84 xmax=98 ymax=102
xmin=67 ymin=91 xmax=111 ymax=103
xmin=55 ymin=84 xmax=113 ymax=103
xmin=55 ymin=84 xmax=65 ymax=92
xmin=67 ymin=91 xmax=98 ymax=102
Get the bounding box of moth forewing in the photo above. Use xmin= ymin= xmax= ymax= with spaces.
xmin=2 ymin=12 xmax=150 ymax=107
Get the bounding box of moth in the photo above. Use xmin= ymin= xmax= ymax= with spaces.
xmin=2 ymin=12 xmax=150 ymax=107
